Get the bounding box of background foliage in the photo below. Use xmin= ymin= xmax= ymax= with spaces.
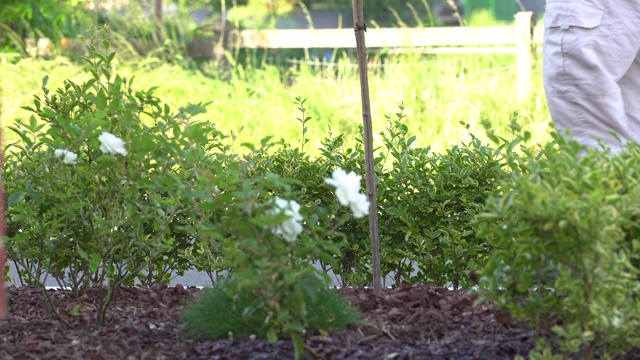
xmin=0 ymin=0 xmax=548 ymax=156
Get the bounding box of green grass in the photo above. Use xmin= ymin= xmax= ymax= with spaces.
xmin=0 ymin=50 xmax=551 ymax=157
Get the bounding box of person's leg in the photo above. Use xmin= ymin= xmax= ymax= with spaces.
xmin=543 ymin=0 xmax=640 ymax=153
xmin=620 ymin=53 xmax=640 ymax=140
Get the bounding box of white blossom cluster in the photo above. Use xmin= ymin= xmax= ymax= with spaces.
xmin=268 ymin=168 xmax=370 ymax=243
xmin=53 ymin=132 xmax=128 ymax=165
xmin=269 ymin=196 xmax=303 ymax=242
xmin=324 ymin=169 xmax=370 ymax=218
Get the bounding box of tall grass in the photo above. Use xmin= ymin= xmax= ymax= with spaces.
xmin=0 ymin=49 xmax=550 ymax=156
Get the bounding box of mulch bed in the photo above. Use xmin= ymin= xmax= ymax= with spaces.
xmin=0 ymin=282 xmax=546 ymax=359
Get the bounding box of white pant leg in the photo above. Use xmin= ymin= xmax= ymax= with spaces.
xmin=542 ymin=0 xmax=640 ymax=153
xmin=621 ymin=53 xmax=640 ymax=139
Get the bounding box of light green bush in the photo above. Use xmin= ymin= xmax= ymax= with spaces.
xmin=4 ymin=28 xmax=222 ymax=323
xmin=478 ymin=135 xmax=640 ymax=359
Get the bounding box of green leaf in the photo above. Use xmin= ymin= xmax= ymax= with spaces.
xmin=7 ymin=192 xmax=26 ymax=207
xmin=242 ymin=143 xmax=256 ymax=152
xmin=96 ymin=89 xmax=107 ymax=109
xmin=130 ymin=134 xmax=156 ymax=154
xmin=266 ymin=327 xmax=278 ymax=343
xmin=260 ymin=136 xmax=274 ymax=147
xmin=385 ymin=207 xmax=404 ymax=217
xmin=528 ymin=353 xmax=542 ymax=360
xmin=94 ymin=109 xmax=107 ymax=123
xmin=42 ymin=107 xmax=57 ymax=119
xmin=89 ymin=253 xmax=101 ymax=273
xmin=101 ymin=68 xmax=112 ymax=80
xmin=291 ymin=333 xmax=305 ymax=360
xmin=69 ymin=304 xmax=82 ymax=316
xmin=498 ymin=191 xmax=515 ymax=211
xmin=581 ymin=330 xmax=595 ymax=342
xmin=26 ymin=185 xmax=40 ymax=205
xmin=71 ymin=201 xmax=86 ymax=210
xmin=551 ymin=325 xmax=567 ymax=338
xmin=95 ymin=155 xmax=118 ymax=166
xmin=182 ymin=102 xmax=208 ymax=116
xmin=407 ymin=135 xmax=416 ymax=147
xmin=77 ymin=246 xmax=89 ymax=261
xmin=28 ymin=115 xmax=38 ymax=131
xmin=284 ymin=323 xmax=306 ymax=333
xmin=21 ymin=105 xmax=36 ymax=113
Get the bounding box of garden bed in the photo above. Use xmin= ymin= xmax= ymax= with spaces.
xmin=0 ymin=282 xmax=540 ymax=359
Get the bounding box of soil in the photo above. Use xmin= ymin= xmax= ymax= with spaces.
xmin=0 ymin=282 xmax=578 ymax=359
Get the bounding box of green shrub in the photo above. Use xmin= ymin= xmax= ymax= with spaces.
xmin=478 ymin=135 xmax=640 ymax=359
xmin=377 ymin=109 xmax=508 ymax=289
xmin=243 ymin=101 xmax=512 ymax=289
xmin=4 ymin=27 xmax=223 ymax=322
xmin=244 ymin=97 xmax=373 ymax=287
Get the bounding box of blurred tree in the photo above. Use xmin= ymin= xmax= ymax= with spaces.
xmin=0 ymin=0 xmax=92 ymax=46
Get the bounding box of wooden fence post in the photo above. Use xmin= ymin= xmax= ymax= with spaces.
xmin=515 ymin=11 xmax=534 ymax=102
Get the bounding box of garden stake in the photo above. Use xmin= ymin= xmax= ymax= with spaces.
xmin=0 ymin=125 xmax=6 ymax=318
xmin=352 ymin=0 xmax=382 ymax=297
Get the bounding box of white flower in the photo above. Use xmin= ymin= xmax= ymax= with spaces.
xmin=324 ymin=169 xmax=361 ymax=206
xmin=324 ymin=169 xmax=370 ymax=218
xmin=53 ymin=149 xmax=78 ymax=165
xmin=269 ymin=196 xmax=303 ymax=242
xmin=349 ymin=192 xmax=370 ymax=218
xmin=99 ymin=132 xmax=128 ymax=156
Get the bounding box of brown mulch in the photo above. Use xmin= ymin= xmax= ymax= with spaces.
xmin=1 ymin=282 xmax=537 ymax=359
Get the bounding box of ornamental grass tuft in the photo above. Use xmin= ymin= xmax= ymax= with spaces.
xmin=182 ymin=280 xmax=362 ymax=340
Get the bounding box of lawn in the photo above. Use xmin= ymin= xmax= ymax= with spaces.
xmin=1 ymin=50 xmax=552 ymax=156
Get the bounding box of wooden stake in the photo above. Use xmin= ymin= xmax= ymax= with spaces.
xmin=352 ymin=0 xmax=382 ymax=297
xmin=0 ymin=122 xmax=6 ymax=318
